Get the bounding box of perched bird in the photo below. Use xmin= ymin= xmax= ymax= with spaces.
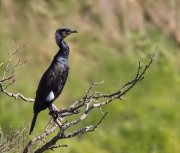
xmin=29 ymin=27 xmax=77 ymax=135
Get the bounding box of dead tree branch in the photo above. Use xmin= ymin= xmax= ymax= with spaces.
xmin=0 ymin=42 xmax=157 ymax=153
xmin=0 ymin=123 xmax=29 ymax=153
xmin=25 ymin=53 xmax=157 ymax=153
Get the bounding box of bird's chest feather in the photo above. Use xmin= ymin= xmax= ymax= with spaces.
xmin=51 ymin=61 xmax=69 ymax=81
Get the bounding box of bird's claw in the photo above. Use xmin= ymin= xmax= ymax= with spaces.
xmin=49 ymin=110 xmax=62 ymax=121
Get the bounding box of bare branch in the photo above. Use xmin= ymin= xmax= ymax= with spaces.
xmin=26 ymin=54 xmax=157 ymax=152
xmin=0 ymin=85 xmax=35 ymax=102
xmin=23 ymin=123 xmax=58 ymax=153
xmin=0 ymin=123 xmax=29 ymax=153
xmin=0 ymin=76 xmax=15 ymax=83
xmin=91 ymin=112 xmax=108 ymax=131
xmin=1 ymin=42 xmax=157 ymax=153
xmin=48 ymin=144 xmax=68 ymax=151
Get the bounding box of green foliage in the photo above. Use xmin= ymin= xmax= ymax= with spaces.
xmin=0 ymin=0 xmax=179 ymax=152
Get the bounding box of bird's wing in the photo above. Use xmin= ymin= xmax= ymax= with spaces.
xmin=33 ymin=62 xmax=64 ymax=113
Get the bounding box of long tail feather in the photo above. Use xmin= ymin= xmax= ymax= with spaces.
xmin=29 ymin=113 xmax=38 ymax=135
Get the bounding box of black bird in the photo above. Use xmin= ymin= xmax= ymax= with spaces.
xmin=29 ymin=27 xmax=77 ymax=135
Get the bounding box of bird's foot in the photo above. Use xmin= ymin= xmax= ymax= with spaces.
xmin=49 ymin=110 xmax=57 ymax=119
xmin=48 ymin=104 xmax=63 ymax=122
xmin=49 ymin=110 xmax=62 ymax=121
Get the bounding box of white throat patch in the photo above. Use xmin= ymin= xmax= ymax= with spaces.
xmin=45 ymin=91 xmax=54 ymax=102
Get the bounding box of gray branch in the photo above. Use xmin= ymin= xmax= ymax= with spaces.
xmin=0 ymin=42 xmax=157 ymax=153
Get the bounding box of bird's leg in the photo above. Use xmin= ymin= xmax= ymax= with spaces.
xmin=48 ymin=104 xmax=58 ymax=120
xmin=48 ymin=104 xmax=54 ymax=114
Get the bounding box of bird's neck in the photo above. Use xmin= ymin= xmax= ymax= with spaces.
xmin=55 ymin=39 xmax=69 ymax=62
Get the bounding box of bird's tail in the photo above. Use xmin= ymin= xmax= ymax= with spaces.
xmin=29 ymin=113 xmax=38 ymax=135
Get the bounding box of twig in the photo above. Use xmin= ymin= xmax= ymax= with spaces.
xmin=91 ymin=112 xmax=108 ymax=131
xmin=0 ymin=76 xmax=15 ymax=83
xmin=48 ymin=144 xmax=68 ymax=151
xmin=0 ymin=85 xmax=35 ymax=102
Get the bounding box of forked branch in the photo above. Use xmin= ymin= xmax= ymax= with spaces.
xmin=0 ymin=42 xmax=157 ymax=153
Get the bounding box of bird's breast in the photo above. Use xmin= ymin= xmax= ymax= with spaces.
xmin=57 ymin=58 xmax=69 ymax=69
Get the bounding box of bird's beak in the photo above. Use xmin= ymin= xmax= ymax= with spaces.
xmin=70 ymin=30 xmax=78 ymax=33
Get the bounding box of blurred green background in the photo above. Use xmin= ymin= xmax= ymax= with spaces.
xmin=0 ymin=0 xmax=179 ymax=152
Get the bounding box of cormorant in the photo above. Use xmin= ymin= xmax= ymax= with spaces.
xmin=29 ymin=27 xmax=77 ymax=135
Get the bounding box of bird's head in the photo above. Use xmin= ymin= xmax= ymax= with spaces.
xmin=56 ymin=27 xmax=77 ymax=38
xmin=55 ymin=27 xmax=77 ymax=47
